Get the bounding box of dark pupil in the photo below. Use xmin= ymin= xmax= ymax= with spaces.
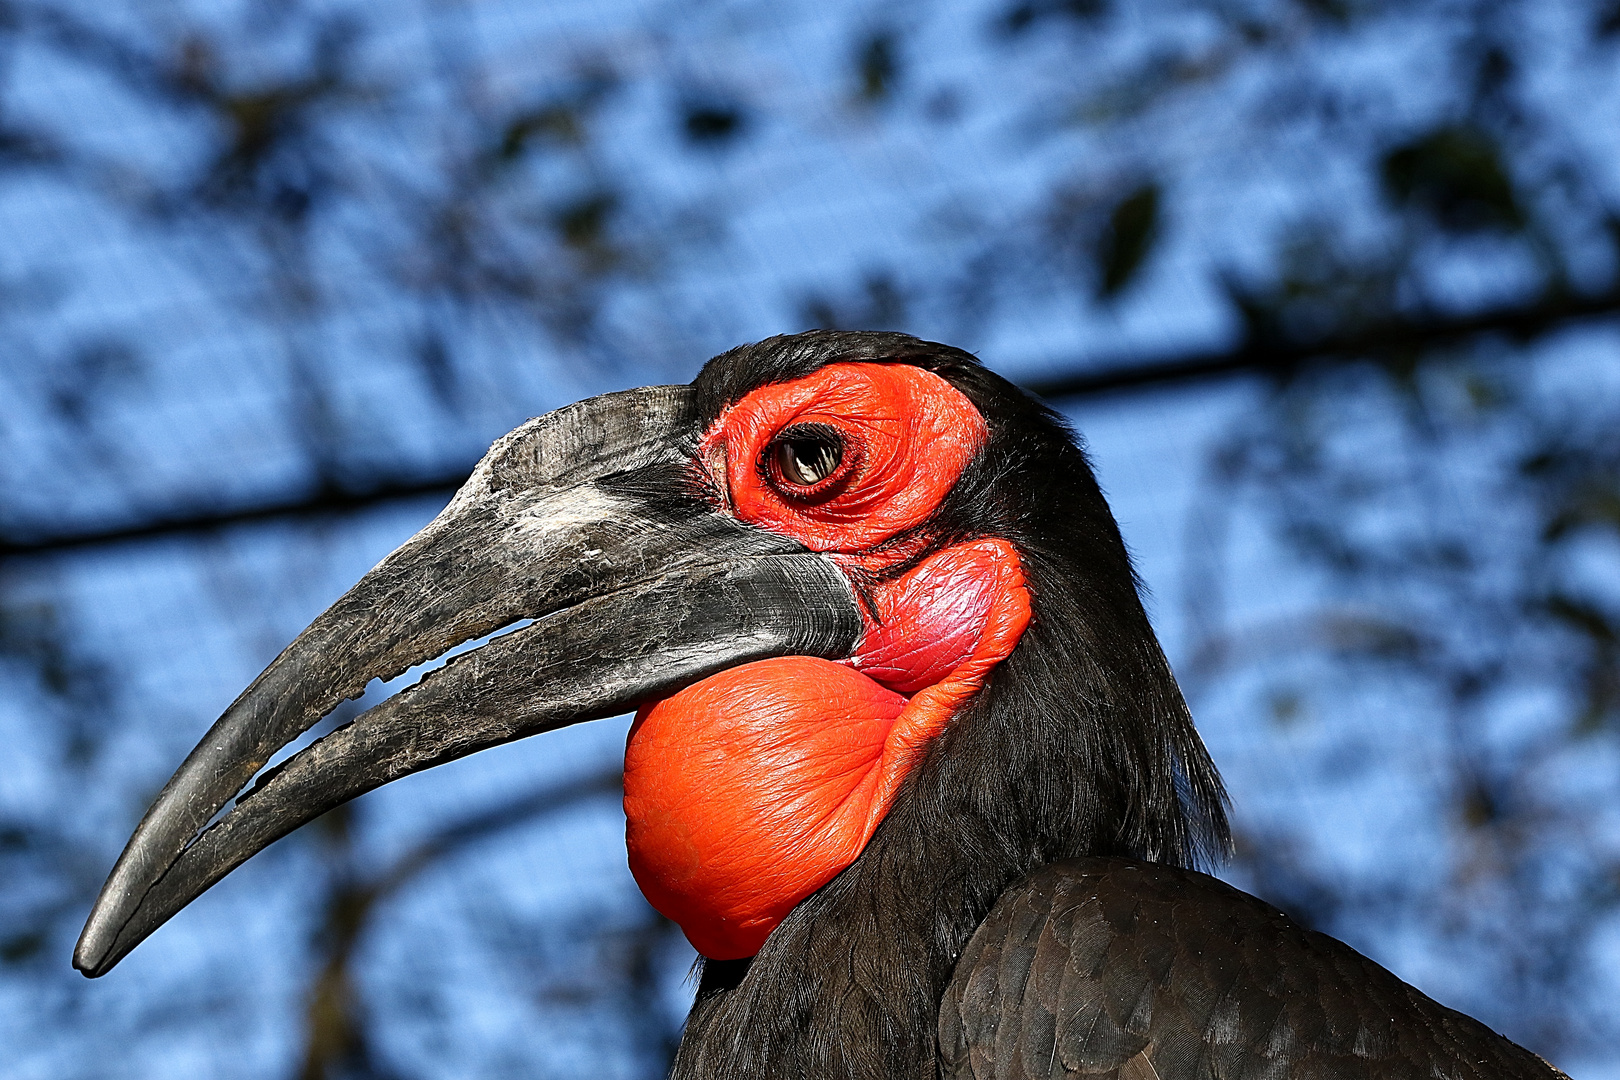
xmin=778 ymin=438 xmax=841 ymax=486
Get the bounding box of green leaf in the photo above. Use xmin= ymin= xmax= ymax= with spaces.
xmin=1380 ymin=125 xmax=1523 ymax=233
xmin=1097 ymin=182 xmax=1160 ymax=297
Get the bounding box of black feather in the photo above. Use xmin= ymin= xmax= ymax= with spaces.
xmin=677 ymin=331 xmax=1229 ymax=1079
xmin=939 ymin=859 xmax=1566 ymax=1080
xmin=672 ymin=331 xmax=1564 ymax=1079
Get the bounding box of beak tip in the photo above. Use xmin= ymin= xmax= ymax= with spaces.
xmin=72 ymin=940 xmax=107 ymax=978
xmin=73 ymin=899 xmax=130 ymax=978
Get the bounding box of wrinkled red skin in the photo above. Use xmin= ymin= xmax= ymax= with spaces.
xmin=624 ymin=365 xmax=1032 ymax=959
xmin=696 ymin=363 xmax=983 ymax=551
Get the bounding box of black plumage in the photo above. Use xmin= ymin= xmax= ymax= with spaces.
xmin=671 ymin=331 xmax=1559 ymax=1080
xmin=943 ymin=859 xmax=1567 ymax=1079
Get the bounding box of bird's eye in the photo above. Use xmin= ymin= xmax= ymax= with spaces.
xmin=770 ymin=426 xmax=845 ymax=490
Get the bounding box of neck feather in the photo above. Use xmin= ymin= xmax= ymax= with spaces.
xmin=671 ymin=550 xmax=1229 ymax=1080
xmin=673 ymin=350 xmax=1229 ymax=1079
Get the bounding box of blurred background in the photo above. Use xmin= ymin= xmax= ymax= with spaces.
xmin=3 ymin=0 xmax=1618 ymax=1077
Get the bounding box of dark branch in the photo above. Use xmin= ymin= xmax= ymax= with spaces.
xmin=295 ymin=769 xmax=624 ymax=1080
xmin=370 ymin=769 xmax=624 ymax=901
xmin=6 ymin=286 xmax=1619 ymax=560
xmin=0 ymin=472 xmax=471 ymax=559
xmin=1023 ymin=285 xmax=1620 ymax=400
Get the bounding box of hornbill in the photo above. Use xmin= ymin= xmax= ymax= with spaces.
xmin=76 ymin=331 xmax=1565 ymax=1080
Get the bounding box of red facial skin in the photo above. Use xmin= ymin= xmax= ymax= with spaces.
xmin=697 ymin=362 xmax=984 ymax=551
xmin=623 ymin=364 xmax=1032 ymax=959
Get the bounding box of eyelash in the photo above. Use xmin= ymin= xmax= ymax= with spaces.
xmin=765 ymin=424 xmax=848 ymax=497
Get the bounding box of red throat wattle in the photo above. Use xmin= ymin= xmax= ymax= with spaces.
xmin=622 ymin=364 xmax=1032 ymax=959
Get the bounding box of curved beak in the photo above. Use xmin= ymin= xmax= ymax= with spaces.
xmin=74 ymin=385 xmax=861 ymax=977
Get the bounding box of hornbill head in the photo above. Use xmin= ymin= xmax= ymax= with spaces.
xmin=76 ymin=330 xmax=1227 ymax=980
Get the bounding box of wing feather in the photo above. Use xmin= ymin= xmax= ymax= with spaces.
xmin=939 ymin=857 xmax=1567 ymax=1080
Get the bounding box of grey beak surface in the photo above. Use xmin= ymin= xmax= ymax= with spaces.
xmin=75 ymin=385 xmax=861 ymax=977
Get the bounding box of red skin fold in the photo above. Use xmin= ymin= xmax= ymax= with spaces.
xmin=695 ymin=363 xmax=986 ymax=551
xmin=624 ymin=364 xmax=1032 ymax=959
xmin=625 ymin=658 xmax=907 ymax=959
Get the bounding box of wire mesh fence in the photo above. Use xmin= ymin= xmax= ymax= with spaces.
xmin=3 ymin=1 xmax=1619 ymax=1077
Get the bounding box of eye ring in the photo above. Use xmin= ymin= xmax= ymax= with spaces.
xmin=764 ymin=423 xmax=853 ymax=500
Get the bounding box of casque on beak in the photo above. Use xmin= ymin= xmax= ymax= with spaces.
xmin=75 ymin=384 xmax=862 ymax=977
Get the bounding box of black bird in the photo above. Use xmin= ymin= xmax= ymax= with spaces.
xmin=76 ymin=331 xmax=1567 ymax=1079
